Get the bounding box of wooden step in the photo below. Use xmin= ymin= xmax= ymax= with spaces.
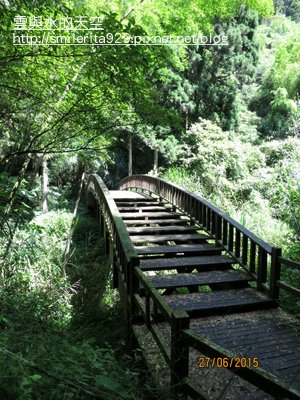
xmin=127 ymin=225 xmax=199 ymax=235
xmin=163 ymin=288 xmax=277 ymax=316
xmin=147 ymin=270 xmax=254 ymax=289
xmin=135 ymin=243 xmax=221 ymax=256
xmin=115 ymin=196 xmax=157 ymax=205
xmin=131 ymin=233 xmax=209 ymax=244
xmin=118 ymin=206 xmax=167 ymax=212
xmin=124 ymin=219 xmax=188 ymax=226
xmin=116 ymin=201 xmax=159 ymax=207
xmin=121 ymin=212 xmax=180 ymax=219
xmin=110 ymin=191 xmax=152 ymax=200
xmin=139 ymin=255 xmax=234 ymax=271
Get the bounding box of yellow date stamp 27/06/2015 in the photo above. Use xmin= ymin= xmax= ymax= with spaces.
xmin=198 ymin=357 xmax=259 ymax=369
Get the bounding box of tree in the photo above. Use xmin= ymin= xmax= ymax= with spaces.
xmin=155 ymin=7 xmax=262 ymax=132
xmin=0 ymin=0 xmax=275 ymax=257
xmin=250 ymin=19 xmax=300 ymax=138
xmin=274 ymin=0 xmax=300 ymax=20
xmin=189 ymin=7 xmax=260 ymax=130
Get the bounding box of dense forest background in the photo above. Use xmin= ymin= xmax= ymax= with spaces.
xmin=0 ymin=0 xmax=299 ymax=398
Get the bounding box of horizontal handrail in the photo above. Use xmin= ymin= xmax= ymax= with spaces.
xmin=276 ymin=257 xmax=300 ymax=297
xmin=280 ymin=257 xmax=300 ymax=270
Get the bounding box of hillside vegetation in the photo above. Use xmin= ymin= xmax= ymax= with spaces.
xmin=0 ymin=0 xmax=299 ymax=398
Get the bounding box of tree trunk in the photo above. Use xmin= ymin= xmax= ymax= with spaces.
xmin=128 ymin=132 xmax=132 ymax=176
xmin=153 ymin=149 xmax=158 ymax=176
xmin=73 ymin=159 xmax=85 ymax=197
xmin=62 ymin=166 xmax=86 ymax=277
xmin=41 ymin=158 xmax=48 ymax=213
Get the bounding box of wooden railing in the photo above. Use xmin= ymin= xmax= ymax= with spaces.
xmin=86 ymin=174 xmax=191 ymax=392
xmin=117 ymin=174 xmax=300 ymax=399
xmin=276 ymin=257 xmax=300 ymax=298
xmin=88 ymin=174 xmax=300 ymax=399
xmin=86 ymin=174 xmax=139 ymax=316
xmin=133 ymin=267 xmax=190 ymax=393
xmin=117 ymin=175 xmax=290 ymax=300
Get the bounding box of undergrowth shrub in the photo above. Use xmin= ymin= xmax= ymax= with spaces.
xmin=0 ymin=207 xmax=161 ymax=399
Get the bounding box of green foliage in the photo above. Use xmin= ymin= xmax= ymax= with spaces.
xmin=0 ymin=291 xmax=144 ymax=399
xmin=260 ymin=138 xmax=300 ymax=237
xmin=179 ymin=118 xmax=265 ymax=201
xmin=164 ymin=118 xmax=300 ymax=272
xmin=251 ymin=15 xmax=300 ymax=138
xmin=160 ymin=7 xmax=262 ymax=131
xmin=1 ymin=0 xmax=299 ymax=396
xmin=2 ymin=211 xmax=73 ymax=291
xmin=262 ymin=88 xmax=298 ymax=137
xmin=140 ymin=125 xmax=180 ymax=162
xmin=87 ymin=0 xmax=274 ymax=37
xmin=274 ymin=0 xmax=300 ymax=20
xmin=0 ymin=208 xmax=160 ymax=399
xmin=180 ymin=120 xmax=299 ymax=229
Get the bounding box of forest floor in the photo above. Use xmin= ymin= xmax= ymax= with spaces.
xmin=0 ymin=204 xmax=165 ymax=400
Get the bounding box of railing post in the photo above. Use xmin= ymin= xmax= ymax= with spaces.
xmin=257 ymin=247 xmax=267 ymax=291
xmin=127 ymin=257 xmax=140 ymax=346
xmin=158 ymin=179 xmax=161 ymax=199
xmin=170 ymin=310 xmax=190 ymax=398
xmin=104 ymin=226 xmax=110 ymax=255
xmin=270 ymin=247 xmax=282 ymax=300
xmin=99 ymin=206 xmax=104 ymax=236
xmin=215 ymin=214 xmax=222 ymax=243
xmin=145 ymin=290 xmax=151 ymax=329
xmin=112 ymin=260 xmax=118 ymax=288
xmin=112 ymin=238 xmax=118 ymax=289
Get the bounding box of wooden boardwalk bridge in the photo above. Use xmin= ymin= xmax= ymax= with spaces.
xmin=87 ymin=174 xmax=300 ymax=400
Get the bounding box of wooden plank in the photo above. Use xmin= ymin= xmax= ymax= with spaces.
xmin=127 ymin=225 xmax=199 ymax=234
xmin=116 ymin=202 xmax=158 ymax=207
xmin=116 ymin=199 xmax=156 ymax=204
xmin=194 ymin=321 xmax=266 ymax=340
xmin=277 ymin=281 xmax=300 ymax=297
xmin=139 ymin=255 xmax=234 ymax=271
xmin=279 ymin=257 xmax=300 ymax=270
xmin=214 ymin=332 xmax=296 ymax=350
xmin=192 ymin=314 xmax=300 ymax=349
xmin=183 ymin=328 xmax=300 ymax=400
xmin=164 ymin=288 xmax=276 ymax=315
xmin=135 ymin=243 xmax=221 ymax=256
xmin=121 ymin=212 xmax=180 ymax=219
xmin=118 ymin=206 xmax=167 ymax=212
xmin=148 ymin=270 xmax=253 ymax=289
xmin=124 ymin=218 xmax=188 ymax=226
xmin=255 ymin=341 xmax=300 ymax=357
xmin=110 ymin=190 xmax=152 ymax=200
xmin=130 ymin=233 xmax=209 ymax=244
xmin=117 ymin=175 xmax=274 ymax=253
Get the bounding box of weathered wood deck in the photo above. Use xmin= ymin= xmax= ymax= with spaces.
xmin=87 ymin=179 xmax=300 ymax=400
xmin=112 ymin=189 xmax=300 ymax=398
